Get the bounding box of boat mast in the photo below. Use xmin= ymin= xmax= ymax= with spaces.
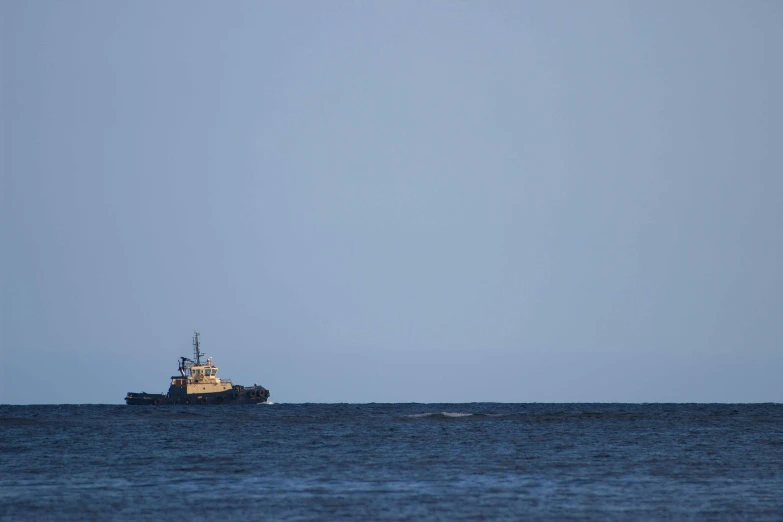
xmin=193 ymin=331 xmax=205 ymax=365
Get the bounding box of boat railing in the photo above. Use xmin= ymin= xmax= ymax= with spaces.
xmin=179 ymin=378 xmax=234 ymax=386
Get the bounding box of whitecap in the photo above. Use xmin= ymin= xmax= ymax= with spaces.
xmin=406 ymin=412 xmax=474 ymax=418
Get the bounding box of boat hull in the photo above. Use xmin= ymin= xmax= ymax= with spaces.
xmin=125 ymin=386 xmax=269 ymax=405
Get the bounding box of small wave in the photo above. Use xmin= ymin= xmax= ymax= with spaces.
xmin=0 ymin=417 xmax=40 ymax=426
xmin=403 ymin=412 xmax=534 ymax=421
xmin=159 ymin=412 xmax=206 ymax=419
xmin=406 ymin=412 xmax=475 ymax=419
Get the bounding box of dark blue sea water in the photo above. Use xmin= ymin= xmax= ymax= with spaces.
xmin=1 ymin=403 xmax=782 ymax=520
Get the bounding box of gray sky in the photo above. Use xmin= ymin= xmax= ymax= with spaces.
xmin=2 ymin=1 xmax=781 ymax=404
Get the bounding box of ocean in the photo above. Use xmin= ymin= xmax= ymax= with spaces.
xmin=1 ymin=403 xmax=781 ymax=520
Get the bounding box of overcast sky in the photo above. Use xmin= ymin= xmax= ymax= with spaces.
xmin=2 ymin=1 xmax=781 ymax=404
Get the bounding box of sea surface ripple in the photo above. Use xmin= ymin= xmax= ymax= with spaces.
xmin=1 ymin=403 xmax=782 ymax=520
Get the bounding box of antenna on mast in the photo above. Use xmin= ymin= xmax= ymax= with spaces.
xmin=193 ymin=331 xmax=205 ymax=365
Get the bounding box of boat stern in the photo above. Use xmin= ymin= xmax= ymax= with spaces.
xmin=125 ymin=392 xmax=168 ymax=405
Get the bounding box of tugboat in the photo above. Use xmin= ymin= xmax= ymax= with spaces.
xmin=125 ymin=332 xmax=270 ymax=405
